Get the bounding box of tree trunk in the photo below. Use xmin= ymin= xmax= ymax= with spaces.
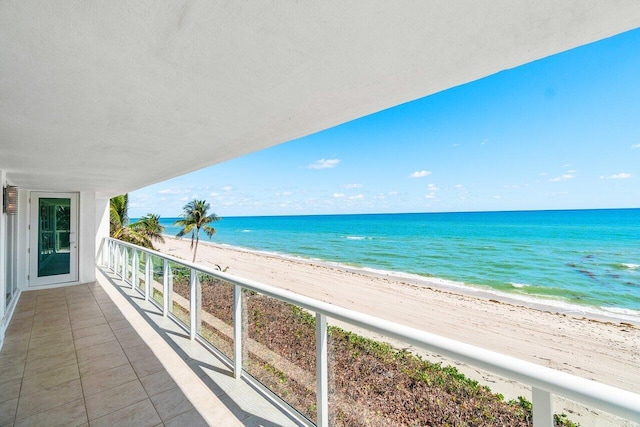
xmin=192 ymin=230 xmax=199 ymax=263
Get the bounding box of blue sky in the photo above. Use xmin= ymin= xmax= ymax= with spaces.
xmin=130 ymin=29 xmax=640 ymax=218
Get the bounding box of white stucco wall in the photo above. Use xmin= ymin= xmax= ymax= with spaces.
xmin=95 ymin=197 xmax=110 ymax=267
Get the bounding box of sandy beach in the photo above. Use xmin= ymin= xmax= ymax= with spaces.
xmin=155 ymin=237 xmax=639 ymax=425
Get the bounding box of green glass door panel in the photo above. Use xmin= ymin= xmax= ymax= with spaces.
xmin=38 ymin=197 xmax=71 ymax=277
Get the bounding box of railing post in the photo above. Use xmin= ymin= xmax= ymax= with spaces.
xmin=163 ymin=260 xmax=170 ymax=317
xmin=121 ymin=246 xmax=126 ymax=279
xmin=145 ymin=253 xmax=152 ymax=301
xmin=316 ymin=312 xmax=328 ymax=427
xmin=233 ymin=284 xmax=242 ymax=379
xmin=532 ymin=387 xmax=553 ymax=427
xmin=189 ymin=269 xmax=197 ymax=340
xmin=113 ymin=243 xmax=118 ymax=274
xmin=131 ymin=250 xmax=138 ymax=290
xmin=114 ymin=242 xmax=118 ymax=274
xmin=107 ymin=240 xmax=112 ymax=270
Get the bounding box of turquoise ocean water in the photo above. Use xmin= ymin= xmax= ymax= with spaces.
xmin=148 ymin=209 xmax=640 ymax=317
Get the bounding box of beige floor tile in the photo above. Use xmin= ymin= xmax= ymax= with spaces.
xmin=74 ymin=329 xmax=117 ymax=350
xmin=139 ymin=371 xmax=178 ymax=398
xmin=14 ymin=398 xmax=87 ymax=427
xmin=85 ymin=379 xmax=147 ymax=421
xmin=26 ymin=338 xmax=75 ymax=362
xmin=3 ymin=329 xmax=32 ymax=344
xmin=107 ymin=318 xmax=130 ymax=331
xmin=32 ymin=314 xmax=70 ymax=326
xmin=23 ymin=348 xmax=77 ymax=376
xmin=0 ymin=397 xmax=18 ymax=425
xmin=71 ymin=315 xmax=107 ymax=330
xmin=164 ymin=408 xmax=208 ymax=427
xmin=0 ymin=378 xmax=22 ymax=403
xmin=81 ymin=363 xmax=137 ymax=397
xmin=6 ymin=317 xmax=34 ymax=333
xmin=29 ymin=330 xmax=74 ymax=350
xmin=30 ymin=322 xmax=72 ymax=339
xmin=123 ymin=342 xmax=155 ymax=363
xmin=149 ymin=387 xmax=194 ymax=422
xmin=0 ymin=337 xmax=30 ymax=357
xmin=115 ymin=331 xmax=146 ymax=349
xmin=89 ymin=398 xmax=161 ymax=427
xmin=0 ymin=359 xmax=26 ymax=383
xmin=15 ymin=378 xmax=83 ymax=420
xmin=34 ymin=304 xmax=68 ymax=315
xmin=72 ymin=323 xmax=112 ymax=340
xmin=131 ymin=355 xmax=164 ymax=378
xmin=78 ymin=351 xmax=129 ymax=378
xmin=0 ymin=351 xmax=27 ymax=367
xmin=68 ymin=309 xmax=102 ymax=318
xmin=11 ymin=308 xmax=36 ymax=321
xmin=76 ymin=340 xmax=125 ymax=363
xmin=21 ymin=363 xmax=80 ymax=396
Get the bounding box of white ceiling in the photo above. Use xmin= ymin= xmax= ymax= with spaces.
xmin=1 ymin=1 xmax=639 ymax=197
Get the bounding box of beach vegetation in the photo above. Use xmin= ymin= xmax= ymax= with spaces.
xmin=166 ymin=273 xmax=580 ymax=426
xmin=174 ymin=199 xmax=220 ymax=263
xmin=110 ymin=194 xmax=165 ymax=250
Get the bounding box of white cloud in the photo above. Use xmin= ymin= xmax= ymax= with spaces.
xmin=409 ymin=170 xmax=432 ymax=178
xmin=308 ymin=158 xmax=341 ymax=169
xmin=342 ymin=183 xmax=362 ymax=189
xmin=425 ymin=193 xmax=436 ymax=199
xmin=452 ymin=143 xmax=460 ymax=147
xmin=427 ymin=184 xmax=440 ymax=191
xmin=454 ymin=184 xmax=465 ymax=190
xmin=600 ymin=173 xmax=632 ymax=179
xmin=539 ymin=172 xmax=548 ymax=176
xmin=158 ymin=188 xmax=186 ymax=195
xmin=222 ymin=186 xmax=233 ymax=192
xmin=348 ymin=194 xmax=364 ymax=200
xmin=561 ymin=164 xmax=572 ymax=168
xmin=494 ymin=195 xmax=502 ymax=199
xmin=333 ymin=193 xmax=345 ymax=198
xmin=549 ymin=174 xmax=575 ymax=182
xmin=480 ymin=139 xmax=488 ymax=145
xmin=631 ymin=144 xmax=640 ymax=149
xmin=209 ymin=192 xmax=219 ymax=197
xmin=388 ymin=191 xmax=398 ymax=195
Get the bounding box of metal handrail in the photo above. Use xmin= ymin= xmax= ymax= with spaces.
xmin=103 ymin=237 xmax=640 ymax=425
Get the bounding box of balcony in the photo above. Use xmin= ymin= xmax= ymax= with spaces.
xmin=0 ymin=281 xmax=301 ymax=426
xmin=0 ymin=238 xmax=638 ymax=426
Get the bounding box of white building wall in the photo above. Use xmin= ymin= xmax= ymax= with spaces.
xmin=95 ymin=197 xmax=110 ymax=265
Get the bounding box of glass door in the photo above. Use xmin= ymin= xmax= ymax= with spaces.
xmin=29 ymin=192 xmax=78 ymax=286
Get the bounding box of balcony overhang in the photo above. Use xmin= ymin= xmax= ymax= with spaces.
xmin=1 ymin=2 xmax=639 ymax=195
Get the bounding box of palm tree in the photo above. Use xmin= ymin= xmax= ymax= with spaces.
xmin=110 ymin=195 xmax=165 ymax=250
xmin=174 ymin=200 xmax=220 ymax=262
xmin=130 ymin=214 xmax=165 ymax=246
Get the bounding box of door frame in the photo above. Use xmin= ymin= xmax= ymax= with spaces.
xmin=29 ymin=192 xmax=79 ymax=287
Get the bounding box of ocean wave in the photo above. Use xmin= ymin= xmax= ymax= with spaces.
xmin=346 ymin=235 xmax=369 ymax=240
xmin=241 ymin=229 xmax=251 ymax=233
xmin=621 ymin=263 xmax=639 ymax=270
xmin=510 ymin=282 xmax=528 ymax=288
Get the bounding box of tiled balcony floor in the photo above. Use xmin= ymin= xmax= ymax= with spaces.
xmin=0 ymin=273 xmax=303 ymax=426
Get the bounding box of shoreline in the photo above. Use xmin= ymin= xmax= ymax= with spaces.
xmin=164 ymin=234 xmax=640 ymax=326
xmin=156 ymin=236 xmax=640 ymax=425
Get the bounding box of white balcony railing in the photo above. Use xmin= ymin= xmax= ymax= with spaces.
xmin=101 ymin=237 xmax=640 ymax=427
